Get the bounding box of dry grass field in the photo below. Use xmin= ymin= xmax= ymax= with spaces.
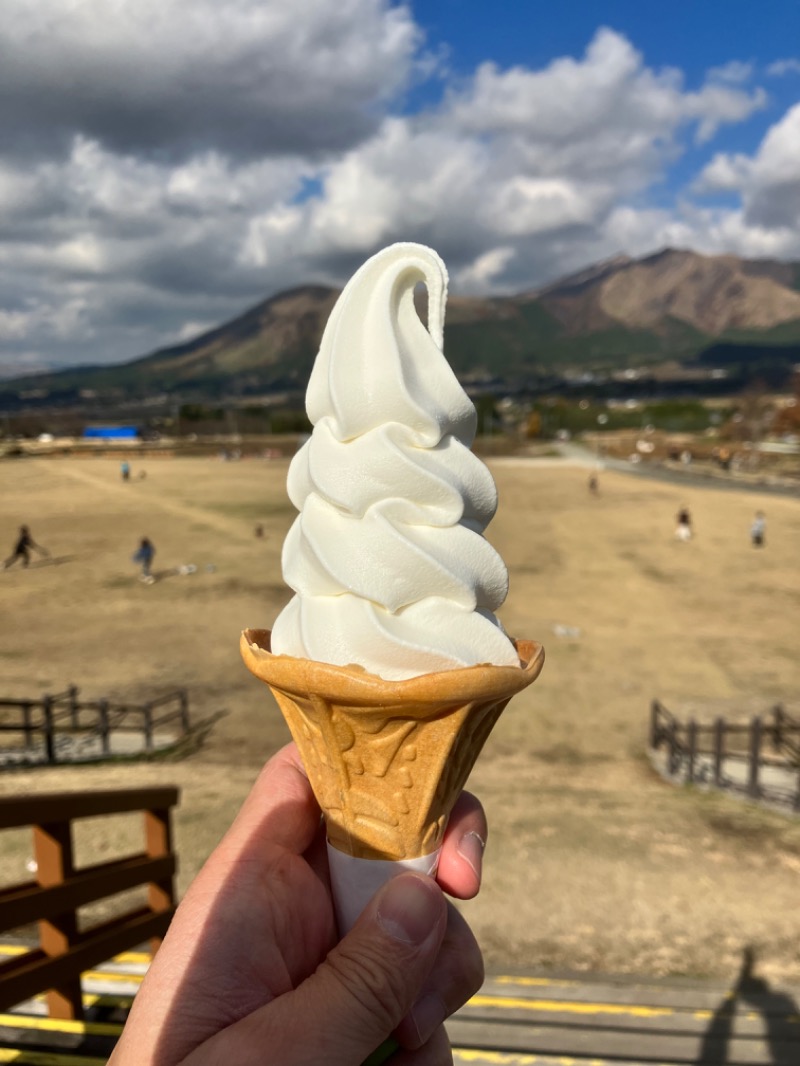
xmin=1 ymin=453 xmax=799 ymax=984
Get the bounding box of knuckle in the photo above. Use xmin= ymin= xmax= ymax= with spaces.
xmin=323 ymin=939 xmax=412 ymax=1028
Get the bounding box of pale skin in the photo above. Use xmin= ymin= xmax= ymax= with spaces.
xmin=110 ymin=743 xmax=487 ymax=1065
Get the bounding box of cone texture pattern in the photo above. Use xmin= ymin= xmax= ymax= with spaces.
xmin=242 ymin=628 xmax=544 ymax=860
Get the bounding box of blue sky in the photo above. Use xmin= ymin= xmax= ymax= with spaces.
xmin=412 ymin=1 xmax=798 ymax=88
xmin=0 ymin=0 xmax=798 ymax=371
xmin=409 ymin=1 xmax=800 ymax=193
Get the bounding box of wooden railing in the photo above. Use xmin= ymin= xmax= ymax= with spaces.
xmin=0 ymin=686 xmax=190 ymax=764
xmin=0 ymin=787 xmax=179 ymax=1019
xmin=650 ymin=700 xmax=800 ymax=808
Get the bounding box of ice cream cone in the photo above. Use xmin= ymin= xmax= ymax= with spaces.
xmin=241 ymin=628 xmax=544 ymax=862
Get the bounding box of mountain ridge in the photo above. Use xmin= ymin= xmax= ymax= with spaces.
xmin=4 ymin=247 xmax=800 ymax=400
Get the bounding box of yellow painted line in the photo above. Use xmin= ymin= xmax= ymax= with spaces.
xmin=469 ymin=992 xmax=800 ymax=1026
xmin=81 ymin=993 xmax=134 ymax=1009
xmin=454 ymin=1054 xmax=612 ymax=1065
xmin=454 ymin=1056 xmax=553 ymax=1065
xmin=494 ymin=976 xmax=582 ymax=990
xmin=469 ymin=993 xmax=674 ymax=1019
xmin=9 ymin=967 xmax=144 ymax=989
xmin=90 ymin=951 xmax=150 ymax=967
xmin=0 ymin=1014 xmax=121 ymax=1037
xmin=81 ymin=969 xmax=143 ymax=986
xmin=0 ymin=1052 xmax=107 ymax=1066
xmin=20 ymin=992 xmax=134 ymax=1013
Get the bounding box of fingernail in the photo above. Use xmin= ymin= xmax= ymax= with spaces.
xmin=457 ymin=830 xmax=485 ymax=880
xmin=377 ymin=874 xmax=441 ymax=945
xmin=410 ymin=993 xmax=446 ymax=1046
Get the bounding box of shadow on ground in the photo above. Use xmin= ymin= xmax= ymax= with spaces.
xmin=145 ymin=564 xmax=210 ymax=584
xmin=1 ymin=555 xmax=77 ymax=571
xmin=698 ymin=947 xmax=799 ymax=1064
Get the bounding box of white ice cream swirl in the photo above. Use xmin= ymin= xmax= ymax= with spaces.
xmin=271 ymin=242 xmax=519 ymax=680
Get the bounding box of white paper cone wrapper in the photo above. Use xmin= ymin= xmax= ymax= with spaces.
xmin=327 ymin=842 xmax=441 ymax=935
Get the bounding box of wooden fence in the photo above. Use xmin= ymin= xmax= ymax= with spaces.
xmin=650 ymin=700 xmax=800 ymax=809
xmin=0 ymin=786 xmax=178 ymax=1020
xmin=0 ymin=686 xmax=190 ymax=764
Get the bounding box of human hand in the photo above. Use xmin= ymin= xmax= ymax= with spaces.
xmin=110 ymin=742 xmax=487 ymax=1065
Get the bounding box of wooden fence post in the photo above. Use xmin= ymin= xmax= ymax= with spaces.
xmin=650 ymin=700 xmax=660 ymax=748
xmin=145 ymin=806 xmax=175 ymax=956
xmin=748 ymin=716 xmax=762 ymax=798
xmin=144 ymin=705 xmax=153 ymax=752
xmin=687 ymin=719 xmax=698 ymax=783
xmin=667 ymin=717 xmax=680 ymax=775
xmin=69 ymin=686 xmax=79 ymax=731
xmin=42 ymin=696 xmax=56 ymax=765
xmin=33 ymin=820 xmax=82 ymax=1020
xmin=22 ymin=702 xmax=34 ymax=750
xmin=98 ymin=700 xmax=110 ymax=756
xmin=713 ymin=717 xmax=725 ymax=787
xmin=772 ymin=704 xmax=784 ymax=752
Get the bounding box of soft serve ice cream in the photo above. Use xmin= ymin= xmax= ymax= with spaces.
xmin=271 ymin=242 xmax=519 ymax=680
xmin=243 ymin=242 xmax=544 ymax=935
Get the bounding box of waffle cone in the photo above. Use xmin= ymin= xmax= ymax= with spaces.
xmin=241 ymin=628 xmax=544 ymax=861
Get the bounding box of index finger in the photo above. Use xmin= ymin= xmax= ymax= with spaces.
xmin=221 ymin=742 xmax=322 ymax=858
xmin=436 ymin=790 xmax=487 ymax=900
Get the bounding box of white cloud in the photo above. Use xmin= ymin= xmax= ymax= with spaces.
xmin=485 ymin=177 xmax=600 ymax=237
xmin=0 ymin=310 xmax=29 ymax=342
xmin=708 ymin=60 xmax=754 ymax=85
xmin=698 ymin=104 xmax=800 ymax=232
xmin=695 ymin=153 xmax=753 ymax=193
xmin=767 ymin=58 xmax=800 ymax=77
xmin=0 ymin=0 xmax=421 ymax=159
xmin=685 ymin=83 xmax=768 ymax=144
xmin=445 ymin=29 xmax=764 ymax=155
xmin=0 ymin=14 xmax=794 ymax=371
xmin=453 ymin=247 xmax=516 ymax=292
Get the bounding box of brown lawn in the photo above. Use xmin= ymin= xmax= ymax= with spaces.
xmin=1 ymin=454 xmax=799 ymax=982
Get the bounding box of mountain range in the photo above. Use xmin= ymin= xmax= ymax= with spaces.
xmin=4 ymin=247 xmax=800 ymax=404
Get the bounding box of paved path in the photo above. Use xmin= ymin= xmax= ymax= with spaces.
xmin=0 ymin=731 xmax=179 ymax=768
xmin=650 ymin=747 xmax=800 ymax=814
xmin=550 ymin=442 xmax=800 ymax=499
xmin=2 ymin=942 xmax=799 ymax=1064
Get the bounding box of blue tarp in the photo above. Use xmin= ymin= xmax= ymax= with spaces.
xmin=83 ymin=426 xmax=139 ymax=439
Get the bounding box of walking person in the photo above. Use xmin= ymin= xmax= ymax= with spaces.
xmin=2 ymin=525 xmax=49 ymax=570
xmin=132 ymin=536 xmax=156 ymax=583
xmin=675 ymin=506 xmax=692 ymax=542
xmin=750 ymin=511 xmax=766 ymax=548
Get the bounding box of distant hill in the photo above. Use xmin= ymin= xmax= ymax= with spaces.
xmin=4 ymin=248 xmax=800 ymax=403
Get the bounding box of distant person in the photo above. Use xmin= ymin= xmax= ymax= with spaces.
xmin=132 ymin=537 xmax=155 ymax=582
xmin=120 ymin=460 xmax=130 ymax=481
xmin=751 ymin=511 xmax=766 ymax=548
xmin=2 ymin=525 xmax=50 ymax=570
xmin=254 ymin=523 xmax=264 ymax=538
xmin=588 ymin=474 xmax=599 ymax=495
xmin=675 ymin=506 xmax=692 ymax=542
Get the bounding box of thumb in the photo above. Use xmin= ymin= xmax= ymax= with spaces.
xmin=273 ymin=872 xmax=447 ymax=1065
